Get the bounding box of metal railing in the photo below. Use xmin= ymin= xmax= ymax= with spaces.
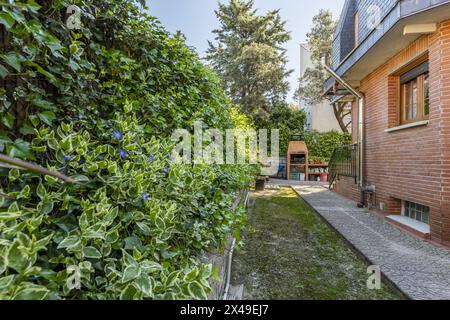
xmin=328 ymin=144 xmax=359 ymax=188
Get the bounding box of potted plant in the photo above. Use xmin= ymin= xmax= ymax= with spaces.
xmin=320 ymin=172 xmax=328 ymax=182
xmin=255 ymin=175 xmax=266 ymax=190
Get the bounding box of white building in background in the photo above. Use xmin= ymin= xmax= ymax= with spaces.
xmin=299 ymin=43 xmax=343 ymax=133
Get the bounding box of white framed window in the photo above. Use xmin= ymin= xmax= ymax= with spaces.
xmin=402 ymin=200 xmax=430 ymax=225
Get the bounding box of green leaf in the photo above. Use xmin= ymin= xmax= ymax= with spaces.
xmin=7 ymin=241 xmax=28 ymax=273
xmin=124 ymin=236 xmax=141 ymax=250
xmin=107 ymin=162 xmax=117 ymax=174
xmin=26 ymin=61 xmax=54 ymax=80
xmin=38 ymin=199 xmax=54 ymax=215
xmin=12 ymin=284 xmax=49 ymax=300
xmin=211 ymin=265 xmax=220 ymax=281
xmin=51 ymin=214 xmax=78 ymax=233
xmin=59 ymin=136 xmax=73 ymax=150
xmin=155 ymin=217 xmax=165 ymax=230
xmin=72 ymin=175 xmax=90 ymax=183
xmin=83 ymin=246 xmax=102 ymax=259
xmin=45 ymin=37 xmax=64 ymax=56
xmin=0 ymin=211 xmax=22 ymax=221
xmin=105 ymin=229 xmax=119 ymax=245
xmin=0 ymin=132 xmax=12 ymax=152
xmin=0 ymin=275 xmax=15 ymax=290
xmin=136 ymin=274 xmax=153 ymax=297
xmin=0 ymin=64 xmax=9 ymax=78
xmin=1 ymin=112 xmax=15 ymax=129
xmin=27 ymin=23 xmax=63 ymax=57
xmin=187 ymin=281 xmax=207 ymax=300
xmin=29 ymin=114 xmax=40 ymax=127
xmin=30 ymin=97 xmax=57 ymax=110
xmin=200 ymin=264 xmax=212 ymax=279
xmin=0 ymin=52 xmax=25 ymax=72
xmin=185 ymin=267 xmax=198 ymax=281
xmin=164 ymin=270 xmax=180 ymax=287
xmin=57 ymin=235 xmax=80 ymax=249
xmin=37 ymin=111 xmax=56 ymax=126
xmin=31 ymin=145 xmax=46 ymax=153
xmin=103 ymin=207 xmax=118 ymax=226
xmin=25 ymin=215 xmax=44 ymax=233
xmin=136 ymin=222 xmax=151 ymax=235
xmin=35 ymin=234 xmax=52 ymax=251
xmin=36 ymin=183 xmax=46 ymax=199
xmin=44 ymin=174 xmax=58 ymax=184
xmin=82 ymin=229 xmax=104 ymax=240
xmin=0 ymin=202 xmax=22 ymax=221
xmin=8 ymin=168 xmax=20 ymax=182
xmin=47 ymin=138 xmax=58 ymax=150
xmin=18 ymin=185 xmax=31 ymax=200
xmin=121 ymin=249 xmax=138 ymax=266
xmin=86 ymin=163 xmax=98 ymax=173
xmin=20 ymin=124 xmax=36 ymax=136
xmin=120 ymin=284 xmax=138 ymax=300
xmin=141 ymin=260 xmax=162 ymax=273
xmin=122 ymin=265 xmax=141 ymax=283
xmin=23 ymin=0 xmax=42 ymax=14
xmin=6 ymin=139 xmax=34 ymax=159
xmin=0 ymin=12 xmax=15 ymax=30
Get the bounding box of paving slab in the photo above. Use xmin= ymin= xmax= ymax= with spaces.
xmin=291 ymin=184 xmax=450 ymax=300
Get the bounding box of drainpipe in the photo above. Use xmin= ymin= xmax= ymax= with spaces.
xmin=320 ymin=59 xmax=365 ymax=208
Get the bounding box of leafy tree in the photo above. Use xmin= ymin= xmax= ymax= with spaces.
xmin=295 ymin=10 xmax=351 ymax=133
xmin=207 ymin=0 xmax=292 ymax=123
xmin=306 ymin=9 xmax=335 ymax=64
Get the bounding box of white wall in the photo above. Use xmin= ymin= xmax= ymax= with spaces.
xmin=299 ymin=44 xmax=344 ymax=133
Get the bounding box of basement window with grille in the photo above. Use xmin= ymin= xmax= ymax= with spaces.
xmin=402 ymin=200 xmax=430 ymax=225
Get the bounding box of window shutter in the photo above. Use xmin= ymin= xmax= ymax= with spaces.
xmin=400 ymin=61 xmax=429 ymax=84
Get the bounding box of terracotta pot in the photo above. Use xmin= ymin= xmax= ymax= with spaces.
xmin=320 ymin=173 xmax=328 ymax=182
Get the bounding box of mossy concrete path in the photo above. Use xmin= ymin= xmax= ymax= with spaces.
xmin=292 ymin=184 xmax=450 ymax=300
xmin=231 ymin=187 xmax=400 ymax=300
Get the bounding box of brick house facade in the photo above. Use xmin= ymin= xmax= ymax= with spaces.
xmin=327 ymin=0 xmax=450 ymax=247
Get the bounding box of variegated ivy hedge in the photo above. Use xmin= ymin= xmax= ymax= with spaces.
xmin=0 ymin=0 xmax=256 ymax=299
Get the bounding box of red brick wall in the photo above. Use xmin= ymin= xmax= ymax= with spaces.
xmin=437 ymin=20 xmax=450 ymax=244
xmin=333 ymin=176 xmax=360 ymax=203
xmin=334 ymin=20 xmax=450 ymax=246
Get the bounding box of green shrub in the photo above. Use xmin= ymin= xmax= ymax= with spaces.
xmin=305 ymin=131 xmax=352 ymax=161
xmin=257 ymin=102 xmax=307 ymax=155
xmin=0 ymin=0 xmax=255 ymax=299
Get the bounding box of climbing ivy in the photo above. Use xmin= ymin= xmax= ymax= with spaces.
xmin=0 ymin=0 xmax=256 ymax=300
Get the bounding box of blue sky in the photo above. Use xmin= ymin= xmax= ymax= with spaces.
xmin=145 ymin=0 xmax=346 ymax=102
